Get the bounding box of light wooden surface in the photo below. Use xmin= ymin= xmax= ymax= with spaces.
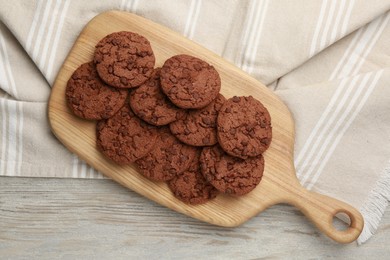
xmin=49 ymin=11 xmax=363 ymax=242
xmin=0 ymin=176 xmax=389 ymax=259
xmin=49 ymin=10 xmax=297 ymax=227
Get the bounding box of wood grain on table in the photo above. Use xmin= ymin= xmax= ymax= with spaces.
xmin=1 ymin=177 xmax=389 ymax=259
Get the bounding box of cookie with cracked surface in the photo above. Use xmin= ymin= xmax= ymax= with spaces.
xmin=217 ymin=96 xmax=272 ymax=159
xmin=136 ymin=127 xmax=197 ymax=181
xmin=168 ymin=150 xmax=219 ymax=205
xmin=160 ymin=54 xmax=221 ymax=109
xmin=66 ymin=62 xmax=128 ymax=120
xmin=129 ymin=68 xmax=185 ymax=126
xmin=94 ymin=31 xmax=155 ymax=88
xmin=96 ymin=104 xmax=158 ymax=164
xmin=200 ymin=145 xmax=264 ymax=196
xmin=169 ymin=94 xmax=226 ymax=146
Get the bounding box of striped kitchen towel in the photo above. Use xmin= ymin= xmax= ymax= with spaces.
xmin=0 ymin=0 xmax=389 ymax=243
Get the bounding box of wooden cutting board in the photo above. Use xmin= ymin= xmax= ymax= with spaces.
xmin=48 ymin=11 xmax=363 ymax=243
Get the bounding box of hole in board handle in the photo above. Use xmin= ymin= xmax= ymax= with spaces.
xmin=332 ymin=211 xmax=352 ymax=231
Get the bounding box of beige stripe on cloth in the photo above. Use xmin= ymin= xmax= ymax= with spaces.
xmin=0 ymin=0 xmax=389 ymax=243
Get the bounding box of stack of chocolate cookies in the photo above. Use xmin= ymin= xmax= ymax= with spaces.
xmin=66 ymin=31 xmax=272 ymax=205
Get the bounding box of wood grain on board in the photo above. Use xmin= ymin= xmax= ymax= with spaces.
xmin=48 ymin=11 xmax=363 ymax=243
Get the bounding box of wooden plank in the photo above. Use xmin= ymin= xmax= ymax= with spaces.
xmin=48 ymin=11 xmax=363 ymax=243
xmin=1 ymin=177 xmax=389 ymax=259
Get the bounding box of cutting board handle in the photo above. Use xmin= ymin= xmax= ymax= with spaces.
xmin=285 ymin=185 xmax=364 ymax=243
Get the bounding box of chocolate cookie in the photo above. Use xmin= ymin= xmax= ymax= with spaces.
xmin=136 ymin=127 xmax=197 ymax=181
xmin=160 ymin=54 xmax=221 ymax=109
xmin=94 ymin=31 xmax=155 ymax=88
xmin=200 ymin=145 xmax=264 ymax=196
xmin=168 ymin=150 xmax=219 ymax=205
xmin=170 ymin=94 xmax=226 ymax=146
xmin=96 ymin=104 xmax=158 ymax=164
xmin=217 ymin=96 xmax=272 ymax=159
xmin=66 ymin=62 xmax=128 ymax=120
xmin=130 ymin=68 xmax=184 ymax=126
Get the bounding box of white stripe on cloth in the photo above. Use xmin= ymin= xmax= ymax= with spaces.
xmin=79 ymin=159 xmax=87 ymax=178
xmin=0 ymin=30 xmax=18 ymax=97
xmin=72 ymin=154 xmax=78 ymax=178
xmin=313 ymin=0 xmax=354 ymax=56
xmin=0 ymin=99 xmax=7 ymax=175
xmin=32 ymin=0 xmax=54 ymax=61
xmin=236 ymin=0 xmax=257 ymax=68
xmin=241 ymin=0 xmax=263 ymax=71
xmin=349 ymin=13 xmax=389 ymax=77
xmin=17 ymin=102 xmax=24 ymax=175
xmin=0 ymin=100 xmax=22 ymax=176
xmin=39 ymin=0 xmax=63 ymax=72
xmin=120 ymin=0 xmax=138 ymax=12
xmin=183 ymin=0 xmax=202 ymax=39
xmin=296 ymin=75 xmax=359 ymax=179
xmin=299 ymin=72 xmax=370 ymax=186
xmin=7 ymin=101 xmax=18 ymax=175
xmin=328 ymin=0 xmax=347 ymax=44
xmin=341 ymin=0 xmax=355 ymax=36
xmin=296 ymin=13 xmax=389 ymax=180
xmin=329 ymin=28 xmax=363 ymax=81
xmin=183 ymin=0 xmax=196 ymax=37
xmin=72 ymin=154 xmax=104 ymax=179
xmin=329 ymin=6 xmax=390 ymax=80
xmin=297 ymin=15 xmax=388 ymax=185
xmin=46 ymin=0 xmax=71 ymax=83
xmin=188 ymin=0 xmax=202 ymax=39
xmin=0 ymin=29 xmax=23 ymax=176
xmin=126 ymin=0 xmax=133 ymax=12
xmin=132 ymin=0 xmax=140 ymax=12
xmin=95 ymin=170 xmax=104 ymax=179
xmin=240 ymin=0 xmax=268 ymax=74
xmin=92 ymin=168 xmax=103 ymax=179
xmin=318 ymin=0 xmax=337 ymax=51
xmin=306 ymin=70 xmax=384 ymax=189
xmin=26 ymin=0 xmax=44 ymax=52
xmin=243 ymin=0 xmax=269 ymax=74
xmin=294 ymin=77 xmax=346 ymax=170
xmin=309 ymin=0 xmax=329 ymax=57
xmin=86 ymin=167 xmax=91 ymax=178
xmin=333 ymin=14 xmax=388 ymax=80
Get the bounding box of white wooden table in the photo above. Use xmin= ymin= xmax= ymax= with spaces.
xmin=1 ymin=176 xmax=389 ymax=259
